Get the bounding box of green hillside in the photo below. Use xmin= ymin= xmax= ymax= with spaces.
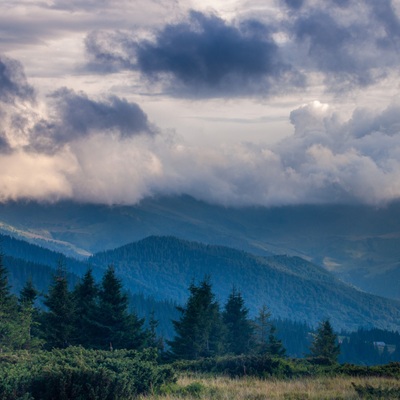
xmin=89 ymin=236 xmax=400 ymax=332
xmin=1 ymin=198 xmax=400 ymax=299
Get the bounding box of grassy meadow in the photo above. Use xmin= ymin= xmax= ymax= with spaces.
xmin=143 ymin=373 xmax=400 ymax=400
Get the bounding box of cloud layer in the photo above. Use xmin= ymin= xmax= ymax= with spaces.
xmin=1 ymin=1 xmax=400 ymax=206
xmin=1 ymin=55 xmax=400 ymax=206
xmin=84 ymin=2 xmax=400 ymax=96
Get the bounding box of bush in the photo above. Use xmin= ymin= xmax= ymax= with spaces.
xmin=172 ymin=355 xmax=313 ymax=378
xmin=0 ymin=347 xmax=175 ymax=400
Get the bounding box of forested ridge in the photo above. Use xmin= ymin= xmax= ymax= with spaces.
xmin=88 ymin=236 xmax=400 ymax=331
xmin=2 ymin=245 xmax=400 ymax=399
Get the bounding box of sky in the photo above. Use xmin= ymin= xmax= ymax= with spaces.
xmin=1 ymin=0 xmax=400 ymax=207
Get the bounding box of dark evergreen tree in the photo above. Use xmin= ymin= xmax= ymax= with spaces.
xmin=73 ymin=268 xmax=99 ymax=347
xmin=253 ymin=305 xmax=286 ymax=357
xmin=94 ymin=265 xmax=147 ymax=350
xmin=0 ymin=252 xmax=20 ymax=350
xmin=147 ymin=310 xmax=164 ymax=353
xmin=266 ymin=325 xmax=286 ymax=357
xmin=253 ymin=305 xmax=272 ymax=354
xmin=19 ymin=278 xmax=38 ymax=307
xmin=223 ymin=288 xmax=253 ymax=355
xmin=168 ymin=278 xmax=224 ymax=360
xmin=18 ymin=279 xmax=42 ymax=349
xmin=309 ymin=319 xmax=340 ymax=362
xmin=42 ymin=263 xmax=75 ymax=348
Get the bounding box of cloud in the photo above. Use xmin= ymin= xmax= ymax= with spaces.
xmin=85 ymin=11 xmax=303 ymax=97
xmin=0 ymin=56 xmax=35 ymax=103
xmin=287 ymin=0 xmax=400 ymax=90
xmin=83 ymin=2 xmax=400 ymax=96
xmin=31 ymin=88 xmax=155 ymax=151
xmin=2 ymin=96 xmax=400 ymax=206
xmin=282 ymin=0 xmax=304 ymax=10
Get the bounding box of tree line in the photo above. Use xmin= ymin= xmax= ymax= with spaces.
xmin=0 ymin=253 xmax=340 ymax=363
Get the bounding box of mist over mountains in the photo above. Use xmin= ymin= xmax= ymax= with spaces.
xmin=2 ymin=230 xmax=400 ymax=334
xmin=1 ymin=196 xmax=400 ymax=301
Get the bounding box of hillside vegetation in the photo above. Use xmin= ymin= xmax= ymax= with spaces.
xmin=89 ymin=236 xmax=400 ymax=331
xmin=2 ymin=197 xmax=400 ymax=298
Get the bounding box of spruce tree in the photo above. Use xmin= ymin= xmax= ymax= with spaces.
xmin=223 ymin=288 xmax=253 ymax=355
xmin=253 ymin=305 xmax=286 ymax=357
xmin=18 ymin=279 xmax=42 ymax=349
xmin=73 ymin=268 xmax=99 ymax=347
xmin=309 ymin=319 xmax=340 ymax=362
xmin=19 ymin=279 xmax=38 ymax=307
xmin=0 ymin=253 xmax=19 ymax=350
xmin=253 ymin=305 xmax=272 ymax=354
xmin=42 ymin=262 xmax=75 ymax=348
xmin=168 ymin=277 xmax=224 ymax=360
xmin=147 ymin=310 xmax=164 ymax=353
xmin=94 ymin=265 xmax=146 ymax=350
xmin=266 ymin=325 xmax=286 ymax=357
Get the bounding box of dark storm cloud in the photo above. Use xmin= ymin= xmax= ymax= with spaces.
xmin=135 ymin=12 xmax=283 ymax=86
xmin=85 ymin=11 xmax=303 ymax=97
xmin=0 ymin=56 xmax=35 ymax=103
xmin=288 ymin=0 xmax=400 ymax=90
xmin=32 ymin=88 xmax=154 ymax=150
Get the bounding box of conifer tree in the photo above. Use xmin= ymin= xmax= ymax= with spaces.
xmin=253 ymin=305 xmax=272 ymax=354
xmin=94 ymin=265 xmax=147 ymax=350
xmin=73 ymin=268 xmax=99 ymax=347
xmin=168 ymin=277 xmax=224 ymax=360
xmin=0 ymin=253 xmax=19 ymax=350
xmin=147 ymin=310 xmax=164 ymax=353
xmin=309 ymin=319 xmax=340 ymax=362
xmin=18 ymin=279 xmax=42 ymax=349
xmin=19 ymin=279 xmax=38 ymax=307
xmin=266 ymin=325 xmax=286 ymax=357
xmin=223 ymin=288 xmax=253 ymax=355
xmin=253 ymin=305 xmax=286 ymax=357
xmin=42 ymin=262 xmax=75 ymax=348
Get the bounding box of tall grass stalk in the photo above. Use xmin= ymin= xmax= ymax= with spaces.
xmin=141 ymin=374 xmax=400 ymax=399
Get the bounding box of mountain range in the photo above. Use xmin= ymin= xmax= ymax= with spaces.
xmin=2 ymin=231 xmax=400 ymax=332
xmin=1 ymin=196 xmax=400 ymax=300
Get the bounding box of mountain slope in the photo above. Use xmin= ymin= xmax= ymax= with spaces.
xmin=1 ymin=197 xmax=400 ymax=299
xmin=89 ymin=236 xmax=400 ymax=332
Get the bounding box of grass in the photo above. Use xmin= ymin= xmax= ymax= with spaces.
xmin=140 ymin=374 xmax=400 ymax=399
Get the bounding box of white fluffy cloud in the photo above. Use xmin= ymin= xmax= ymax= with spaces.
xmin=2 ymin=83 xmax=400 ymax=206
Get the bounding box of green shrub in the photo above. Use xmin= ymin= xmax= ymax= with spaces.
xmin=172 ymin=355 xmax=314 ymax=378
xmin=0 ymin=347 xmax=175 ymax=400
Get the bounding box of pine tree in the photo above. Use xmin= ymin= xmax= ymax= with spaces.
xmin=253 ymin=305 xmax=272 ymax=354
xmin=19 ymin=279 xmax=38 ymax=307
xmin=309 ymin=319 xmax=340 ymax=362
xmin=168 ymin=278 xmax=224 ymax=360
xmin=42 ymin=262 xmax=75 ymax=348
xmin=0 ymin=253 xmax=20 ymax=350
xmin=266 ymin=325 xmax=286 ymax=357
xmin=18 ymin=279 xmax=42 ymax=349
xmin=147 ymin=310 xmax=164 ymax=353
xmin=94 ymin=265 xmax=147 ymax=350
xmin=223 ymin=288 xmax=253 ymax=355
xmin=73 ymin=268 xmax=99 ymax=347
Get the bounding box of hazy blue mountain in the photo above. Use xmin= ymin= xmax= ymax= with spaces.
xmin=1 ymin=197 xmax=400 ymax=299
xmin=2 ymin=230 xmax=400 ymax=333
xmin=88 ymin=236 xmax=400 ymax=332
xmin=0 ymin=235 xmax=180 ymax=339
